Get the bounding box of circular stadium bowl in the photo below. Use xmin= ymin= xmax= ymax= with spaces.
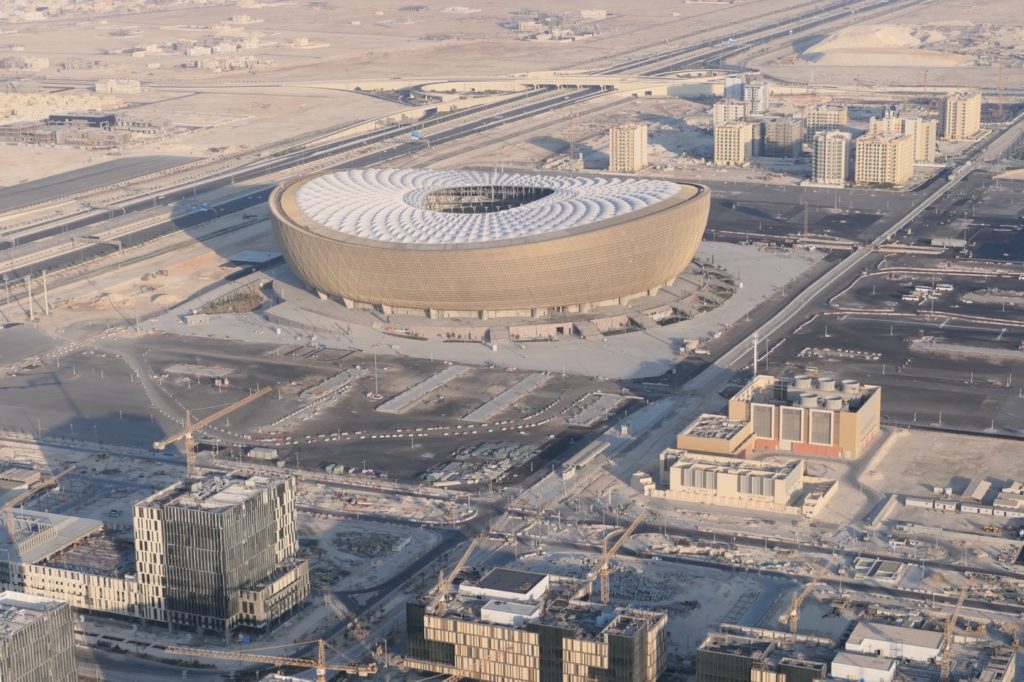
xmin=270 ymin=168 xmax=710 ymax=317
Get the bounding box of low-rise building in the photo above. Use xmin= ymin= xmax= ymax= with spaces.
xmin=830 ymin=651 xmax=896 ymax=682
xmin=844 ymin=622 xmax=943 ymax=663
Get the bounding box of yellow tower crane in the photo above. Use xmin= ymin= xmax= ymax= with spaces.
xmin=940 ymin=586 xmax=968 ymax=681
xmin=152 ymin=386 xmax=272 ymax=481
xmin=574 ymin=511 xmax=646 ymax=603
xmin=166 ymin=639 xmax=377 ymax=682
xmin=430 ymin=535 xmax=481 ymax=616
xmin=2 ymin=465 xmax=75 ymax=543
xmin=786 ymin=557 xmax=838 ymax=634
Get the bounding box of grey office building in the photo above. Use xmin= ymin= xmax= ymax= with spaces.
xmin=0 ymin=591 xmax=77 ymax=682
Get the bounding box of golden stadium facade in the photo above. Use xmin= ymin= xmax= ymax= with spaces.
xmin=270 ymin=168 xmax=710 ymax=318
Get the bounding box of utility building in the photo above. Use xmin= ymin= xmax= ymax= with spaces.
xmin=0 ymin=591 xmax=77 ymax=682
xmin=844 ymin=622 xmax=944 ymax=663
xmin=854 ymin=133 xmax=914 ymax=187
xmin=811 ymin=130 xmax=851 ymax=186
xmin=608 ymin=123 xmax=649 ymax=173
xmin=406 ymin=568 xmax=668 ymax=682
xmin=940 ymin=90 xmax=982 ymax=141
xmin=714 ymin=121 xmax=755 ymax=165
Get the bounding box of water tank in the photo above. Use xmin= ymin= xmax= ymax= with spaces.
xmin=799 ymin=392 xmax=819 ymax=408
xmin=840 ymin=379 xmax=860 ymax=394
xmin=793 ymin=375 xmax=813 ymax=390
xmin=824 ymin=396 xmax=844 ymax=411
xmin=816 ymin=376 xmax=836 ymax=392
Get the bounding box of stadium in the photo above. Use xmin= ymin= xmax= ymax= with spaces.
xmin=270 ymin=168 xmax=710 ymax=318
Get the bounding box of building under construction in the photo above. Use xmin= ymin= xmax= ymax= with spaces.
xmin=406 ymin=568 xmax=668 ymax=682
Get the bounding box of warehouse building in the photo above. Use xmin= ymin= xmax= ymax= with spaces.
xmin=406 ymin=568 xmax=667 ymax=682
xmin=0 ymin=591 xmax=77 ymax=681
xmin=830 ymin=651 xmax=896 ymax=682
xmin=844 ymin=622 xmax=943 ymax=663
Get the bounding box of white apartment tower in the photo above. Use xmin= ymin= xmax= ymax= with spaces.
xmin=811 ymin=130 xmax=851 ymax=186
xmin=608 ymin=123 xmax=648 ymax=173
xmin=940 ymin=90 xmax=982 ymax=141
xmin=743 ymin=79 xmax=770 ymax=115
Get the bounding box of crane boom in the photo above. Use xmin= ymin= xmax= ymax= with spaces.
xmin=593 ymin=511 xmax=645 ymax=603
xmin=940 ymin=586 xmax=967 ymax=681
xmin=788 ymin=557 xmax=837 ymax=633
xmin=431 ymin=535 xmax=480 ymax=615
xmin=165 ymin=640 xmax=377 ymax=682
xmin=153 ymin=385 xmax=272 ymax=480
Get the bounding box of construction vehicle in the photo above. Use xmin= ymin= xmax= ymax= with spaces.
xmin=152 ymin=386 xmax=272 ymax=481
xmin=940 ymin=586 xmax=968 ymax=682
xmin=2 ymin=466 xmax=75 ymax=543
xmin=166 ymin=639 xmax=376 ymax=682
xmin=575 ymin=512 xmax=646 ymax=603
xmin=784 ymin=557 xmax=837 ymax=634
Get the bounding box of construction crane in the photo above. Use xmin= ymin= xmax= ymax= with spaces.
xmin=430 ymin=535 xmax=480 ymax=615
xmin=2 ymin=466 xmax=75 ymax=543
xmin=940 ymin=585 xmax=968 ymax=681
xmin=153 ymin=385 xmax=272 ymax=481
xmin=786 ymin=556 xmax=837 ymax=634
xmin=166 ymin=640 xmax=376 ymax=682
xmin=574 ymin=511 xmax=645 ymax=603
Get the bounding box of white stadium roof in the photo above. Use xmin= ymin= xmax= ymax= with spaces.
xmin=293 ymin=168 xmax=683 ymax=245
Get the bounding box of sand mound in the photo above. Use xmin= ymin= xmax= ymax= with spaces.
xmin=802 ymin=24 xmax=971 ymax=67
xmin=805 ymin=24 xmax=919 ymax=54
xmin=809 ymin=49 xmax=971 ymax=67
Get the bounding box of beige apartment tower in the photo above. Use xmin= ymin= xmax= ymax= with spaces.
xmin=869 ymin=112 xmax=936 ymax=163
xmin=940 ymin=90 xmax=982 ymax=141
xmin=714 ymin=121 xmax=755 ymax=166
xmin=763 ymin=116 xmax=806 ymax=157
xmin=806 ymin=104 xmax=848 ymax=137
xmin=608 ymin=123 xmax=648 ymax=173
xmin=811 ymin=130 xmax=851 ymax=186
xmin=854 ymin=133 xmax=914 ymax=186
xmin=712 ymin=99 xmax=749 ymax=127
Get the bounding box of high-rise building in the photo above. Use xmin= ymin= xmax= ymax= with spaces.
xmin=811 ymin=130 xmax=851 ymax=185
xmin=134 ymin=474 xmax=309 ymax=635
xmin=714 ymin=121 xmax=755 ymax=166
xmin=940 ymin=90 xmax=981 ymax=141
xmin=0 ymin=591 xmax=77 ymax=682
xmin=854 ymin=132 xmax=914 ymax=186
xmin=743 ymin=79 xmax=770 ymax=115
xmin=697 ymin=633 xmax=829 ymax=682
xmin=763 ymin=116 xmax=806 ymax=157
xmin=868 ymin=110 xmax=936 ymax=163
xmin=608 ymin=123 xmax=648 ymax=173
xmin=406 ymin=568 xmax=668 ymax=682
xmin=805 ymin=104 xmax=848 ymax=137
xmin=712 ymin=99 xmax=749 ymax=127
xmin=723 ymin=74 xmax=744 ymax=100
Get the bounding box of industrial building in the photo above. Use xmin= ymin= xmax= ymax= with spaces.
xmin=810 ymin=130 xmax=851 ymax=186
xmin=632 ymin=448 xmax=836 ymax=517
xmin=830 ymin=651 xmax=896 ymax=682
xmin=743 ymin=80 xmax=770 ymax=115
xmin=763 ymin=116 xmax=805 ymax=158
xmin=0 ymin=591 xmax=77 ymax=681
xmin=854 ymin=133 xmax=914 ymax=187
xmin=844 ymin=621 xmax=944 ymax=663
xmin=270 ymin=169 xmax=710 ymax=318
xmin=713 ymin=99 xmax=749 ymax=127
xmin=714 ymin=121 xmax=756 ymax=166
xmin=608 ymin=123 xmax=649 ymax=173
xmin=940 ymin=90 xmax=982 ymax=141
xmin=868 ymin=110 xmax=937 ymax=164
xmin=727 ymin=375 xmax=882 ymax=459
xmin=805 ymin=104 xmax=848 ymax=137
xmin=406 ymin=568 xmax=668 ymax=682
xmin=0 ymin=474 xmax=309 ymax=638
xmin=696 ymin=632 xmax=829 ymax=682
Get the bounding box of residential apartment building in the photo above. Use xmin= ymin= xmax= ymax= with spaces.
xmin=714 ymin=120 xmax=755 ymax=166
xmin=608 ymin=123 xmax=648 ymax=173
xmin=868 ymin=110 xmax=936 ymax=163
xmin=0 ymin=591 xmax=77 ymax=682
xmin=811 ymin=130 xmax=851 ymax=186
xmin=854 ymin=132 xmax=914 ymax=186
xmin=712 ymin=99 xmax=749 ymax=127
xmin=723 ymin=74 xmax=744 ymax=100
xmin=805 ymin=104 xmax=848 ymax=137
xmin=743 ymin=79 xmax=770 ymax=115
xmin=763 ymin=115 xmax=805 ymax=157
xmin=940 ymin=90 xmax=982 ymax=141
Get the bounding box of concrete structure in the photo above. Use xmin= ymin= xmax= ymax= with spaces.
xmin=0 ymin=591 xmax=77 ymax=681
xmin=743 ymin=80 xmax=769 ymax=115
xmin=406 ymin=568 xmax=667 ymax=682
xmin=805 ymin=104 xmax=848 ymax=137
xmin=723 ymin=75 xmax=744 ymax=100
xmin=676 ymin=414 xmax=753 ymax=456
xmin=844 ymin=622 xmax=943 ymax=663
xmin=608 ymin=123 xmax=649 ymax=173
xmin=0 ymin=475 xmax=308 ymax=638
xmin=714 ymin=121 xmax=755 ymax=166
xmin=713 ymin=99 xmax=749 ymax=127
xmin=696 ymin=633 xmax=829 ymax=682
xmin=974 ymin=648 xmax=1016 ymax=682
xmin=940 ymin=90 xmax=982 ymax=141
xmin=763 ymin=116 xmax=805 ymax=158
xmin=868 ymin=111 xmax=937 ymax=163
xmin=830 ymin=651 xmax=896 ymax=682
xmin=727 ymin=375 xmax=882 ymax=459
xmin=633 ymin=449 xmax=837 ymax=517
xmin=854 ymin=133 xmax=914 ymax=187
xmin=811 ymin=130 xmax=851 ymax=186
xmin=270 ymin=169 xmax=710 ymax=319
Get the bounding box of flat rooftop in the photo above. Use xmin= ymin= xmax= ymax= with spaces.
xmin=475 ymin=568 xmax=546 ymax=595
xmin=681 ymin=414 xmax=748 ymax=440
xmin=0 ymin=509 xmax=103 ymax=565
xmin=847 ymin=621 xmax=944 ymax=650
xmin=735 ymin=374 xmax=878 ymax=412
xmin=141 ymin=474 xmax=282 ymax=512
xmin=832 ymin=651 xmax=896 ymax=671
xmin=0 ymin=590 xmax=66 ymax=638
